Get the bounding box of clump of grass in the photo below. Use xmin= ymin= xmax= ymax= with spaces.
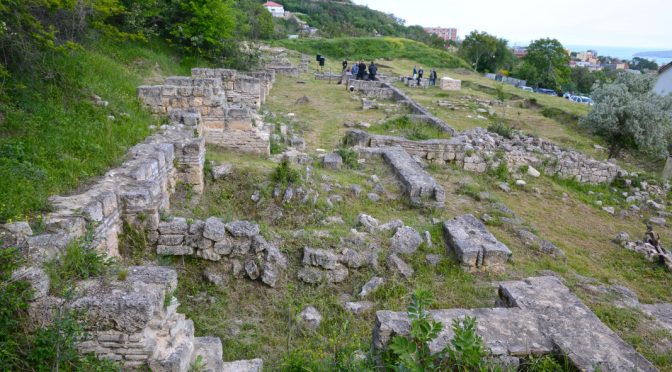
xmin=336 ymin=147 xmax=360 ymax=169
xmin=369 ymin=116 xmax=451 ymax=141
xmin=488 ymin=162 xmax=509 ymax=181
xmin=487 ymin=122 xmax=513 ymax=139
xmin=456 ymin=183 xmax=485 ymax=201
xmin=271 ymin=159 xmax=301 ymax=185
xmin=45 ymin=242 xmax=112 ymax=297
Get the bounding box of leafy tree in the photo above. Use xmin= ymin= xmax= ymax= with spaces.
xmin=629 ymin=57 xmax=659 ymax=72
xmin=568 ymin=67 xmax=597 ymax=94
xmin=167 ymin=0 xmax=236 ymax=58
xmin=459 ymin=31 xmax=498 ymax=72
xmin=234 ymin=0 xmax=274 ymax=40
xmin=516 ymin=38 xmax=571 ymax=90
xmin=580 ymin=72 xmax=672 ymax=159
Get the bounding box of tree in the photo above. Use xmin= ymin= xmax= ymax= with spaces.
xmin=167 ymin=0 xmax=236 ymax=58
xmin=580 ymin=73 xmax=672 ymax=159
xmin=459 ymin=31 xmax=498 ymax=72
xmin=515 ymin=38 xmax=570 ymax=90
xmin=629 ymin=57 xmax=659 ymax=72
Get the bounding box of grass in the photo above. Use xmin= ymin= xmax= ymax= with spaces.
xmin=0 ymin=38 xmax=196 ymax=222
xmin=277 ymin=37 xmax=471 ymax=69
xmin=367 ymin=115 xmax=452 ymax=140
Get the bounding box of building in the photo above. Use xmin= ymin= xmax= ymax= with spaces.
xmin=424 ymin=27 xmax=458 ymax=42
xmin=655 ymin=62 xmax=672 ymax=96
xmin=263 ymin=1 xmax=284 ymax=18
xmin=513 ymin=47 xmax=527 ymax=58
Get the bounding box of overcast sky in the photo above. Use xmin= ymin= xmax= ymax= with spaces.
xmin=351 ymin=0 xmax=670 ymax=49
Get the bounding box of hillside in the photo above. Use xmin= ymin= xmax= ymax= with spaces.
xmin=281 ymin=0 xmax=449 ymax=47
xmin=278 ymin=37 xmax=470 ymax=68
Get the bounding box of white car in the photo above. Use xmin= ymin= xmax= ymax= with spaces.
xmin=570 ymin=96 xmax=593 ymax=105
xmin=519 ymin=86 xmax=534 ymax=92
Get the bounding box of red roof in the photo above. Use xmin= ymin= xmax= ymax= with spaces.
xmin=263 ymin=1 xmax=283 ymax=7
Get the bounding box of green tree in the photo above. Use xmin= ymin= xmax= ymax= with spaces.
xmin=234 ymin=0 xmax=274 ymax=40
xmin=568 ymin=67 xmax=597 ymax=94
xmin=629 ymin=57 xmax=659 ymax=72
xmin=516 ymin=38 xmax=571 ymax=90
xmin=459 ymin=31 xmax=498 ymax=72
xmin=167 ymin=0 xmax=236 ymax=58
xmin=580 ymin=73 xmax=672 ymax=159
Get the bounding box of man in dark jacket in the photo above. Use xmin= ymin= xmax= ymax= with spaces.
xmin=417 ymin=67 xmax=424 ymax=86
xmin=358 ymin=61 xmax=367 ymax=80
xmin=368 ymin=61 xmax=378 ymax=81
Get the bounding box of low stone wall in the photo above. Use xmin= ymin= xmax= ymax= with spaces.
xmin=346 ymin=128 xmax=622 ymax=184
xmin=356 ymin=146 xmax=445 ymax=208
xmin=138 ymin=69 xmax=273 ymax=155
xmin=151 ymin=217 xmax=287 ymax=288
xmin=347 ymin=79 xmax=396 ymax=100
xmin=373 ymin=276 xmax=656 ymax=371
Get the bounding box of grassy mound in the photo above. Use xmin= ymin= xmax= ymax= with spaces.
xmin=0 ymin=40 xmax=195 ymax=222
xmin=278 ymin=37 xmax=470 ymax=69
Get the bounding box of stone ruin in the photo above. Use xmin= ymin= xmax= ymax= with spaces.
xmin=440 ymin=76 xmax=461 ymax=91
xmin=138 ymin=68 xmax=274 ymax=155
xmin=0 ymin=57 xmax=303 ymax=369
xmin=373 ymin=276 xmax=658 ymax=371
xmin=444 ymin=214 xmax=512 ymax=272
xmin=346 ymin=127 xmax=623 ymax=184
xmin=153 ymin=217 xmax=287 ymax=288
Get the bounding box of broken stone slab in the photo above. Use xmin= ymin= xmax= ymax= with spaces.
xmin=302 ymin=247 xmax=339 ymax=270
xmin=359 ymin=277 xmax=385 ymax=299
xmin=443 ymin=215 xmax=511 ymax=272
xmin=323 ymin=152 xmax=343 ymax=169
xmin=344 ymin=301 xmax=374 ymax=315
xmin=390 ymin=226 xmax=423 ymax=254
xmin=225 ymin=220 xmax=260 ymax=238
xmin=387 ymin=254 xmax=414 ymax=279
xmin=210 ymin=163 xmax=233 ymax=180
xmin=222 ymin=358 xmax=264 ymax=372
xmin=298 ymin=265 xmax=349 ymax=284
xmin=299 ymin=306 xmax=322 ymax=331
xmin=373 ymin=276 xmax=656 ymax=371
xmin=191 ymin=337 xmax=225 ymax=372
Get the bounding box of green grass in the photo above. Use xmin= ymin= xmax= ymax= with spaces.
xmin=367 ymin=115 xmax=452 ymax=140
xmin=278 ymin=37 xmax=471 ymax=69
xmin=0 ymin=38 xmax=196 ymax=222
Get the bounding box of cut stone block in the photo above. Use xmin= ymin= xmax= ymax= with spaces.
xmin=443 ymin=214 xmax=511 ymax=271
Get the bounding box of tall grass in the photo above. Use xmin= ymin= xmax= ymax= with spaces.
xmin=0 ymin=38 xmax=195 ymax=222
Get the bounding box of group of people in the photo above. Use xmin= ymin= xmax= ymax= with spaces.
xmin=412 ymin=66 xmax=438 ymax=86
xmin=338 ymin=60 xmax=378 ymax=84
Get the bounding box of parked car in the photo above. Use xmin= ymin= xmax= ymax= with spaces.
xmin=535 ymin=88 xmax=558 ymax=96
xmin=570 ymin=96 xmax=594 ymax=105
xmin=519 ymin=86 xmax=534 ymax=92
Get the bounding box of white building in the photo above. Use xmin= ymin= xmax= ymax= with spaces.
xmin=655 ymin=62 xmax=672 ymax=96
xmin=263 ymin=1 xmax=285 ymax=18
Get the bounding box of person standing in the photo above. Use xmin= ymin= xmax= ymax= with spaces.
xmin=430 ymin=69 xmax=437 ymax=86
xmin=368 ymin=61 xmax=378 ymax=81
xmin=351 ymin=62 xmax=359 ymax=80
xmin=412 ymin=66 xmax=417 ymax=79
xmin=358 ymin=61 xmax=367 ymax=80
xmin=417 ymin=67 xmax=424 ymax=86
xmin=342 ymin=60 xmax=348 ymax=71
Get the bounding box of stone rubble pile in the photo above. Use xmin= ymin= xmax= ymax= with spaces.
xmin=614 ymin=232 xmax=672 ymax=271
xmin=154 ymin=217 xmax=287 ymax=287
xmin=373 ymin=276 xmax=657 ymax=371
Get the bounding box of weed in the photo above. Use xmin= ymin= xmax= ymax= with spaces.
xmin=271 ymin=159 xmax=301 ymax=186
xmin=488 ymin=162 xmax=510 ymax=182
xmin=116 ymin=268 xmax=128 ymax=281
xmin=457 ymin=183 xmax=485 ymax=201
xmin=368 ymin=115 xmax=451 ymax=141
xmin=119 ymin=221 xmax=148 ymax=264
xmin=45 ymin=242 xmax=112 ymax=297
xmin=336 ymin=147 xmax=360 ymax=169
xmin=189 ymin=355 xmax=206 ymax=372
xmin=487 ymin=121 xmax=513 ymax=139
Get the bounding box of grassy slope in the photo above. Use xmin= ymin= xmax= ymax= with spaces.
xmin=277 ymin=37 xmax=470 ymax=69
xmin=0 ymin=40 xmax=195 ymax=222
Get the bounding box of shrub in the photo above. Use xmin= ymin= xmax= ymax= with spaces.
xmin=385 ymin=290 xmax=486 ymax=371
xmin=336 ymin=147 xmax=360 ymax=169
xmin=489 ymin=162 xmax=509 ymax=181
xmin=271 ymin=159 xmax=301 ymax=185
xmin=487 ymin=122 xmax=513 ymax=139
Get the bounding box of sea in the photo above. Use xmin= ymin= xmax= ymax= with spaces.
xmin=564 ymin=45 xmax=672 ymax=66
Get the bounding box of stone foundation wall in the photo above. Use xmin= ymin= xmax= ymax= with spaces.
xmin=346 ymin=128 xmax=622 ymax=184
xmin=440 ymin=76 xmax=461 ymax=91
xmin=151 ymin=217 xmax=287 ymax=288
xmin=24 ymin=110 xmax=205 ymax=261
xmin=138 ymin=69 xmax=274 ymax=155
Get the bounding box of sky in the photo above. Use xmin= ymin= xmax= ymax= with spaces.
xmin=351 ymin=0 xmax=671 ymax=49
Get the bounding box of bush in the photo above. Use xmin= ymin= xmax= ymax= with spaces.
xmin=385 ymin=290 xmax=486 ymax=370
xmin=271 ymin=159 xmax=301 ymax=185
xmin=336 ymin=147 xmax=360 ymax=169
xmin=489 ymin=162 xmax=509 ymax=181
xmin=487 ymin=122 xmax=513 ymax=139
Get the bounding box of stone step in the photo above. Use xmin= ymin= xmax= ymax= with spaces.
xmin=149 ymin=336 xmax=194 ymax=372
xmin=221 ymin=358 xmax=264 ymax=372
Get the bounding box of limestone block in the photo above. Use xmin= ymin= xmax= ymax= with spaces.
xmin=443 ymin=214 xmax=511 ymax=271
